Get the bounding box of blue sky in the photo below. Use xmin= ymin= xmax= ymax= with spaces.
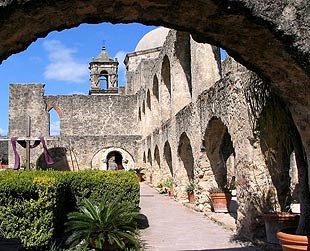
xmin=0 ymin=23 xmax=227 ymax=136
xmin=0 ymin=23 xmax=157 ymax=135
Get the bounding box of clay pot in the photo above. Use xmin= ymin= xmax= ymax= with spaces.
xmin=137 ymin=174 xmax=143 ymax=182
xmin=263 ymin=213 xmax=299 ymax=244
xmin=168 ymin=187 xmax=174 ymax=197
xmin=277 ymin=227 xmax=309 ymax=251
xmin=210 ymin=193 xmax=231 ymax=213
xmin=187 ymin=192 xmax=195 ymax=204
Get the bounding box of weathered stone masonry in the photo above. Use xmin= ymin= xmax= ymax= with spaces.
xmin=8 ymin=27 xmax=308 ymax=240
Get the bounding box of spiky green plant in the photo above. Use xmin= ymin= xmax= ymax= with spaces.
xmin=65 ymin=196 xmax=139 ymax=250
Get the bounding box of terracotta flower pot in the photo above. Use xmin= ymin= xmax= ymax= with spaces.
xmin=210 ymin=193 xmax=231 ymax=213
xmin=187 ymin=191 xmax=195 ymax=204
xmin=168 ymin=187 xmax=174 ymax=197
xmin=277 ymin=227 xmax=309 ymax=251
xmin=137 ymin=174 xmax=143 ymax=182
xmin=263 ymin=213 xmax=299 ymax=244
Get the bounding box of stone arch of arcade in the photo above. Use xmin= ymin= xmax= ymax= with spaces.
xmin=178 ymin=132 xmax=194 ymax=181
xmin=203 ymin=117 xmax=235 ymax=189
xmin=160 ymin=55 xmax=172 ymax=121
xmin=1 ymin=1 xmax=308 ymax=178
xmin=164 ymin=141 xmax=173 ymax=177
xmin=258 ymin=95 xmax=308 ymax=213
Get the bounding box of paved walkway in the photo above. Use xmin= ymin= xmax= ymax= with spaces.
xmin=139 ymin=183 xmax=256 ymax=251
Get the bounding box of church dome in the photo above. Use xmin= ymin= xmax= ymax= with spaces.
xmin=135 ymin=27 xmax=170 ymax=52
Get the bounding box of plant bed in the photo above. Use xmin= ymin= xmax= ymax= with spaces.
xmin=263 ymin=212 xmax=300 ymax=244
xmin=277 ymin=227 xmax=309 ymax=251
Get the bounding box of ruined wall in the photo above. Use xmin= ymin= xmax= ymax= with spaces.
xmin=9 ymin=84 xmax=49 ymax=168
xmin=45 ymin=94 xmax=139 ymax=136
xmin=40 ymin=135 xmax=141 ymax=170
xmin=0 ymin=138 xmax=8 ymax=165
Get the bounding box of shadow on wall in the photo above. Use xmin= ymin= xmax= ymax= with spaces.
xmin=36 ymin=147 xmax=70 ymax=171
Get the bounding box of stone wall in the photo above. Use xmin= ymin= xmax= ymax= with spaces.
xmin=45 ymin=94 xmax=138 ymax=136
xmin=9 ymin=84 xmax=141 ymax=170
xmin=0 ymin=138 xmax=8 ymax=165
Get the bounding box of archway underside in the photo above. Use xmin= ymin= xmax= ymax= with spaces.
xmin=0 ymin=0 xmax=308 ymax=107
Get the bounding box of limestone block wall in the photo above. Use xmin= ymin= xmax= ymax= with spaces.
xmin=45 ymin=94 xmax=138 ymax=136
xmin=138 ymin=56 xmax=279 ymax=240
xmin=9 ymin=84 xmax=49 ymax=168
xmin=38 ymin=135 xmax=141 ymax=170
xmin=0 ymin=138 xmax=8 ymax=164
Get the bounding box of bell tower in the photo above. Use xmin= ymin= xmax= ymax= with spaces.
xmin=89 ymin=46 xmax=119 ymax=95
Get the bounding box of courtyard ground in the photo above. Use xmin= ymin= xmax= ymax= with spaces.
xmin=139 ymin=182 xmax=256 ymax=251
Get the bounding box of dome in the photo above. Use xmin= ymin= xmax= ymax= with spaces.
xmin=135 ymin=27 xmax=170 ymax=52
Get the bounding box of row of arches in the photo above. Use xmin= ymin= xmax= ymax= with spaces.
xmin=142 ymin=117 xmax=235 ymax=200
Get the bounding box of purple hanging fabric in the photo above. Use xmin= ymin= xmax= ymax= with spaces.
xmin=11 ymin=137 xmax=20 ymax=170
xmin=39 ymin=137 xmax=54 ymax=165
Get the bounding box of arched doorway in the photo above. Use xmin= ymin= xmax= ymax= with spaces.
xmin=91 ymin=147 xmax=135 ymax=170
xmin=106 ymin=151 xmax=123 ymax=170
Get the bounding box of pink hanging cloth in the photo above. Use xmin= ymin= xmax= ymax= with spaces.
xmin=39 ymin=137 xmax=54 ymax=165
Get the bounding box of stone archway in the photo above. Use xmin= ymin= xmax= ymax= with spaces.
xmin=164 ymin=141 xmax=173 ymax=177
xmin=204 ymin=117 xmax=235 ymax=189
xmin=178 ymin=133 xmax=194 ymax=180
xmin=1 ymin=0 xmax=309 ymax=188
xmin=91 ymin=147 xmax=135 ymax=170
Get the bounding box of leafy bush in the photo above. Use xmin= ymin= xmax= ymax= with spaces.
xmin=65 ymin=197 xmax=139 ymax=250
xmin=0 ymin=170 xmax=139 ymax=250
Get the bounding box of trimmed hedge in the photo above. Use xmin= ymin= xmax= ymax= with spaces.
xmin=0 ymin=170 xmax=139 ymax=250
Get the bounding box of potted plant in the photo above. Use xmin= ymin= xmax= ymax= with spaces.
xmin=208 ymin=186 xmax=232 ymax=213
xmin=164 ymin=177 xmax=175 ymax=197
xmin=249 ymin=184 xmax=300 ymax=244
xmin=131 ymin=167 xmax=145 ymax=182
xmin=65 ymin=197 xmax=139 ymax=250
xmin=185 ymin=179 xmax=195 ymax=204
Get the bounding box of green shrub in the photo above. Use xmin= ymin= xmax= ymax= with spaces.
xmin=65 ymin=197 xmax=139 ymax=250
xmin=0 ymin=170 xmax=139 ymax=250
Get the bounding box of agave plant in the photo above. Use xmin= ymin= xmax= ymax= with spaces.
xmin=65 ymin=196 xmax=139 ymax=250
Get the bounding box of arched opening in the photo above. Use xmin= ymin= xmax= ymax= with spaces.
xmin=153 ymin=145 xmax=161 ymax=183
xmin=143 ymin=151 xmax=146 ymax=163
xmin=147 ymin=148 xmax=153 ymax=182
xmin=99 ymin=70 xmax=109 ymax=90
xmin=178 ymin=132 xmax=194 ymax=180
xmin=160 ymin=55 xmax=172 ymax=121
xmin=164 ymin=141 xmax=173 ymax=176
xmin=154 ymin=145 xmax=160 ymax=168
xmin=153 ymin=75 xmax=159 ymax=101
xmin=142 ymin=100 xmax=145 ymax=114
xmin=48 ymin=108 xmax=60 ymax=136
xmin=146 ymin=89 xmax=151 ymax=110
xmin=161 ymin=55 xmax=171 ymax=96
xmin=203 ymin=117 xmax=235 ymax=189
xmin=147 ymin=149 xmax=152 ymax=166
xmin=258 ymin=95 xmax=308 ymax=213
xmin=138 ymin=107 xmax=141 ymax=121
xmin=106 ymin=151 xmax=123 ymax=170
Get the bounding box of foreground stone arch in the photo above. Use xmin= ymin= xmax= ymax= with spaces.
xmin=1 ymin=0 xmax=309 ymax=187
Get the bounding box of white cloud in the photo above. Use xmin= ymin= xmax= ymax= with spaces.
xmin=114 ymin=51 xmax=127 ymax=86
xmin=69 ymin=91 xmax=87 ymax=95
xmin=50 ymin=121 xmax=60 ymax=136
xmin=43 ymin=40 xmax=88 ymax=83
xmin=0 ymin=128 xmax=8 ymax=136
